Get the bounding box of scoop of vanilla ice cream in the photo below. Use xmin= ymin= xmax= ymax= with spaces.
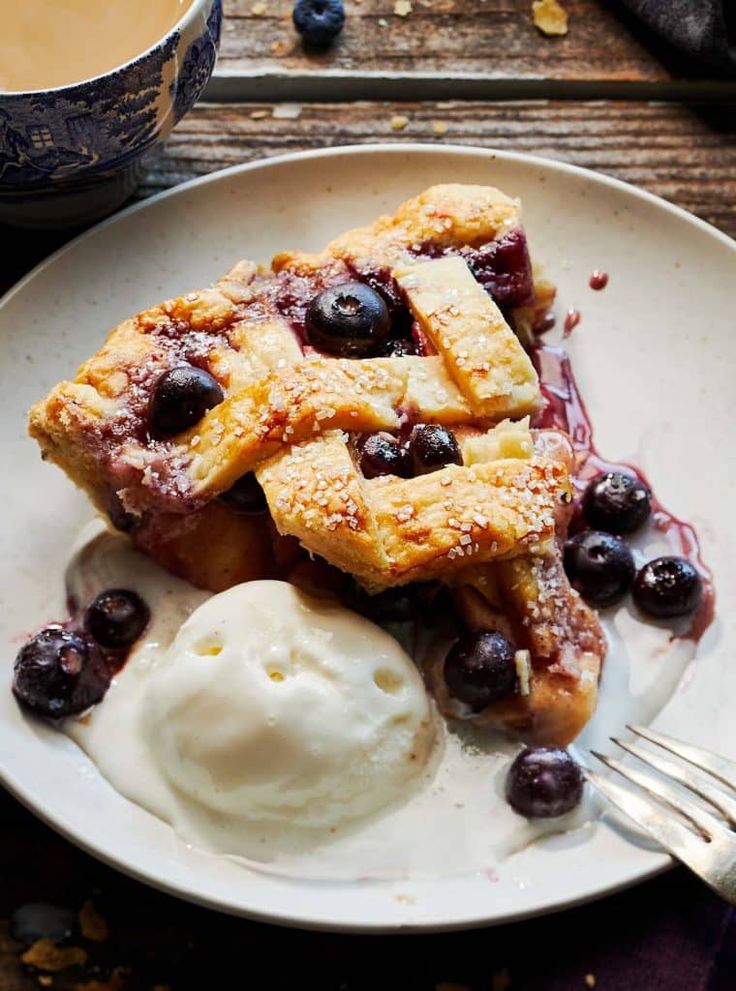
xmin=141 ymin=581 xmax=435 ymax=830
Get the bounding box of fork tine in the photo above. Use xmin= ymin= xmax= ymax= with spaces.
xmin=627 ymin=725 xmax=736 ymax=791
xmin=612 ymin=737 xmax=736 ymax=828
xmin=586 ymin=769 xmax=707 ymax=861
xmin=591 ymin=752 xmax=728 ymax=840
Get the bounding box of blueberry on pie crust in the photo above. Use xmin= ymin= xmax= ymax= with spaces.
xmin=30 ymin=183 xmax=685 ymax=748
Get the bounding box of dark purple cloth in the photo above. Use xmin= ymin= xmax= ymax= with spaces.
xmin=620 ymin=0 xmax=736 ymax=72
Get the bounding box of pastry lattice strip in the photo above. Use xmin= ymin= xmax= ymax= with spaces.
xmin=29 ymin=183 xmax=564 ymax=591
xmin=257 ymin=425 xmax=569 ymax=591
xmin=30 ymin=185 xmax=539 ymax=519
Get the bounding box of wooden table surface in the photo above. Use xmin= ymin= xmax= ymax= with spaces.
xmin=2 ymin=3 xmax=735 ymax=988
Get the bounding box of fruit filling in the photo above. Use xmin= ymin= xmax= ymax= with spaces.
xmin=22 ymin=185 xmax=716 ymax=829
xmin=13 ymin=588 xmax=151 ymax=718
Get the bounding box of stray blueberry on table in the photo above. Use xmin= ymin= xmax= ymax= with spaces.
xmin=293 ymin=0 xmax=345 ymax=49
xmin=10 ymin=903 xmax=77 ymax=946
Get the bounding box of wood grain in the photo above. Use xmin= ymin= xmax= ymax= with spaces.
xmin=2 ymin=99 xmax=732 ymax=295
xmin=214 ymin=0 xmax=704 ymax=87
xmin=141 ymin=100 xmax=736 ymax=237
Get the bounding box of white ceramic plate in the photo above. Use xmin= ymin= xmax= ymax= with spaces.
xmin=1 ymin=146 xmax=734 ymax=931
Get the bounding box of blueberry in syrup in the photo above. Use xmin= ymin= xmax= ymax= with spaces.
xmin=464 ymin=229 xmax=534 ymax=310
xmin=633 ymin=556 xmax=703 ymax=618
xmin=444 ymin=631 xmax=517 ymax=711
xmin=380 ymin=337 xmax=419 ymax=358
xmin=13 ymin=628 xmax=110 ymax=718
xmin=105 ymin=492 xmax=136 ymax=534
xmin=149 ymin=365 xmax=224 ymax=439
xmin=84 ymin=589 xmax=150 ymax=650
xmin=563 ymin=530 xmax=634 ymax=606
xmin=582 ymin=471 xmax=651 ymax=534
xmin=292 ymin=0 xmax=345 ymax=49
xmin=218 ymin=472 xmax=268 ymax=513
xmin=409 ymin=423 xmax=463 ymax=475
xmin=505 ymin=747 xmax=584 ymax=818
xmin=305 ymin=282 xmax=390 ymax=357
xmin=357 ymin=432 xmax=412 ymax=479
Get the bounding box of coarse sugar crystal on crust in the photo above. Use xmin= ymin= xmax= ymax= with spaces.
xmin=27 ymin=182 xmax=606 ymax=744
xmin=29 ymin=183 xmax=543 ymax=550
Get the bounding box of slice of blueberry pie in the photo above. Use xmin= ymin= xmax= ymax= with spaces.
xmin=29 ymin=184 xmax=606 ymax=745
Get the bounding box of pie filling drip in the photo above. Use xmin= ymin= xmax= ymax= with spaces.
xmin=24 ymin=185 xmax=714 ymax=752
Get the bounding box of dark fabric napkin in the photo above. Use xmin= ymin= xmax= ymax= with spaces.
xmin=620 ymin=0 xmax=736 ymax=72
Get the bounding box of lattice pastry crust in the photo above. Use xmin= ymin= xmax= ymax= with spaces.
xmin=29 ymin=183 xmax=564 ymax=590
xmin=28 ymin=183 xmax=606 ymax=742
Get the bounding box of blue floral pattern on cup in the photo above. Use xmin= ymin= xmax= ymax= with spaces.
xmin=0 ymin=0 xmax=221 ymax=225
xmin=173 ymin=1 xmax=223 ymax=124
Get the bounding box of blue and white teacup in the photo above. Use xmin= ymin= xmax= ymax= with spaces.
xmin=0 ymin=0 xmax=222 ymax=228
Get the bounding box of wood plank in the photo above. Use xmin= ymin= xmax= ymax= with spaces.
xmin=2 ymin=99 xmax=733 ymax=295
xmin=215 ymin=0 xmax=704 ymax=86
xmin=141 ymin=100 xmax=736 ymax=237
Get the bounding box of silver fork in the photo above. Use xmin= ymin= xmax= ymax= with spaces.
xmin=587 ymin=724 xmax=736 ymax=905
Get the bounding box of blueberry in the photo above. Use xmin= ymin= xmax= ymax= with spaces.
xmin=465 ymin=228 xmax=534 ymax=310
xmin=444 ymin=631 xmax=517 ymax=711
xmin=563 ymin=530 xmax=634 ymax=606
xmin=357 ymin=432 xmax=412 ymax=479
xmin=13 ymin=628 xmax=110 ymax=718
xmin=633 ymin=556 xmax=703 ymax=618
xmin=11 ymin=903 xmax=77 ymax=946
xmin=348 ymin=582 xmax=416 ymax=623
xmin=305 ymin=282 xmax=390 ymax=357
xmin=149 ymin=365 xmax=224 ymax=439
xmin=583 ymin=471 xmax=651 ymax=534
xmin=409 ymin=423 xmax=463 ymax=475
xmin=380 ymin=338 xmax=419 ymax=358
xmin=293 ymin=0 xmax=345 ymax=48
xmin=84 ymin=589 xmax=150 ymax=650
xmin=219 ymin=472 xmax=268 ymax=513
xmin=506 ymin=747 xmax=584 ymax=818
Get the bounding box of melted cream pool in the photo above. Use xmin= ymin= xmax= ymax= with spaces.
xmin=64 ymin=520 xmax=699 ymax=881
